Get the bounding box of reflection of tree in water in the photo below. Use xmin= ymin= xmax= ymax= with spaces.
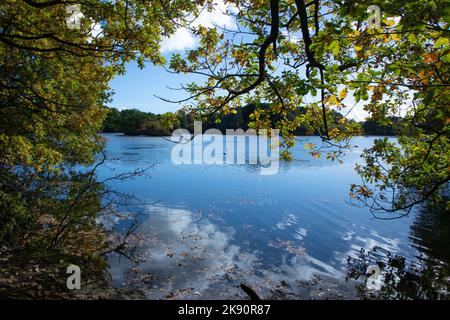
xmin=409 ymin=199 xmax=450 ymax=269
xmin=401 ymin=198 xmax=449 ymax=299
xmin=347 ymin=198 xmax=449 ymax=299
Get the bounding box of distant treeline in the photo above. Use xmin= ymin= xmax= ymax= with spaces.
xmin=101 ymin=104 xmax=400 ymax=136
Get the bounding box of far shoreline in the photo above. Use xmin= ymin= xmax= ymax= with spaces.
xmin=100 ymin=132 xmax=397 ymax=137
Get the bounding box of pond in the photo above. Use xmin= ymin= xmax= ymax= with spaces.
xmin=98 ymin=133 xmax=439 ymax=299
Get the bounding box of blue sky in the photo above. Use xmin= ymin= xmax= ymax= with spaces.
xmin=109 ymin=61 xmax=199 ymax=114
xmin=109 ymin=58 xmax=370 ymax=121
xmin=108 ymin=0 xmax=239 ymax=115
xmin=108 ymin=1 xmax=375 ymax=121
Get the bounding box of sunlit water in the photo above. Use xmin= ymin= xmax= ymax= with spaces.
xmin=98 ymin=133 xmax=422 ymax=299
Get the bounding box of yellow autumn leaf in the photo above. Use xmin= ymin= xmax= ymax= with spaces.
xmin=326 ymin=94 xmax=339 ymax=105
xmin=329 ymin=128 xmax=340 ymax=139
xmin=348 ymin=30 xmax=361 ymax=38
xmin=391 ymin=33 xmax=401 ymax=41
xmin=310 ymin=151 xmax=321 ymax=159
xmin=386 ymin=19 xmax=396 ymax=27
xmin=339 ymin=88 xmax=347 ymax=100
xmin=434 ymin=37 xmax=449 ymax=47
xmin=304 ymin=143 xmax=314 ymax=150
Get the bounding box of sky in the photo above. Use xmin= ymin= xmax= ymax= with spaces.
xmin=108 ymin=0 xmax=373 ymax=121
xmin=109 ymin=0 xmax=238 ymax=114
xmin=109 ymin=61 xmax=371 ymax=121
xmin=109 ymin=61 xmax=200 ymax=114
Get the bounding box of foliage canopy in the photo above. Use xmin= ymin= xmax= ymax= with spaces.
xmin=165 ymin=0 xmax=450 ymax=215
xmin=0 ymin=0 xmax=196 ymax=245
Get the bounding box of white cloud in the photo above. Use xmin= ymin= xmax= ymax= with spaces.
xmin=160 ymin=27 xmax=196 ymax=53
xmin=160 ymin=0 xmax=238 ymax=53
xmin=192 ymin=0 xmax=237 ymax=29
xmin=89 ymin=22 xmax=103 ymax=38
xmin=108 ymin=204 xmax=259 ymax=299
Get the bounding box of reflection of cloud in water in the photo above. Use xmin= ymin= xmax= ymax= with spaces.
xmin=342 ymin=230 xmax=355 ymax=241
xmin=108 ymin=205 xmax=358 ymax=299
xmin=256 ymin=252 xmax=358 ymax=299
xmin=294 ymin=228 xmax=308 ymax=241
xmin=268 ymin=252 xmax=343 ymax=279
xmin=275 ymin=214 xmax=298 ymax=230
xmin=334 ymin=227 xmax=401 ymax=268
xmin=109 ymin=205 xmax=259 ymax=299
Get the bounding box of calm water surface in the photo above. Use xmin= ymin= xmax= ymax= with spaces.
xmin=98 ymin=133 xmax=425 ymax=299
